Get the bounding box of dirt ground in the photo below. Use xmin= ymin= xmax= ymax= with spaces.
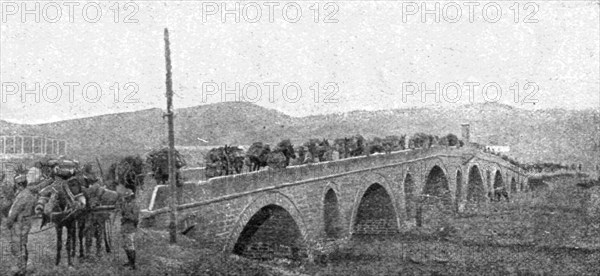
xmin=305 ymin=175 xmax=600 ymax=276
xmin=1 ymin=174 xmax=599 ymax=275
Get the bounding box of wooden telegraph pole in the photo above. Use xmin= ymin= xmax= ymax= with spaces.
xmin=164 ymin=27 xmax=177 ymax=244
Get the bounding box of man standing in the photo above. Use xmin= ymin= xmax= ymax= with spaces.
xmin=118 ymin=186 xmax=139 ymax=270
xmin=7 ymin=172 xmax=35 ymax=276
xmin=8 ymin=166 xmax=57 ymax=276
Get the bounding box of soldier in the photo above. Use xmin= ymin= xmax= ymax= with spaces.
xmin=6 ymin=173 xmax=34 ymax=276
xmin=117 ymin=185 xmax=139 ymax=270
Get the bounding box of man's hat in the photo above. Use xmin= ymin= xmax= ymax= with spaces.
xmin=14 ymin=174 xmax=27 ymax=184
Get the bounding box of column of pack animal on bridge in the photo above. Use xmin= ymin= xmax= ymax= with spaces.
xmin=202 ymin=133 xmax=467 ymax=180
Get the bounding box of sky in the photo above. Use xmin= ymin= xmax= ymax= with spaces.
xmin=0 ymin=1 xmax=599 ymax=124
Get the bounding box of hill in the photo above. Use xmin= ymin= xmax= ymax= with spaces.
xmin=1 ymin=102 xmax=598 ymax=169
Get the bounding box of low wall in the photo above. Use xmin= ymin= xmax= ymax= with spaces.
xmin=145 ymin=147 xmax=454 ymax=212
xmin=138 ymin=167 xmax=206 ymax=211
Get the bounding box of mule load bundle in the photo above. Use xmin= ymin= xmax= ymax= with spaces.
xmin=34 ymin=156 xmax=81 ymax=179
xmin=34 ymin=157 xmax=84 ymax=216
xmin=205 ymin=145 xmax=245 ymax=179
xmin=146 ymin=148 xmax=186 ymax=186
xmin=245 ymin=139 xmax=296 ymax=171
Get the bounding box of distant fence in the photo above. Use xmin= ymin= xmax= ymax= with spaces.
xmin=0 ymin=135 xmax=67 ymax=156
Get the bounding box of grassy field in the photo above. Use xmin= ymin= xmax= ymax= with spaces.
xmin=1 ymin=174 xmax=599 ymax=275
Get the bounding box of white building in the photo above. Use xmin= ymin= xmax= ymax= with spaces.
xmin=486 ymin=145 xmax=510 ymax=153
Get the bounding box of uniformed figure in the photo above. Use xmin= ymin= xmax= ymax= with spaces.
xmin=6 ymin=173 xmax=35 ymax=276
xmin=118 ymin=186 xmax=139 ymax=270
xmin=7 ymin=167 xmax=55 ymax=275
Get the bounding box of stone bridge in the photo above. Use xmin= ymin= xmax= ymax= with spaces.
xmin=141 ymin=145 xmax=529 ymax=259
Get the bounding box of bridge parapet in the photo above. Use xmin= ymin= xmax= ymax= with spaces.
xmin=147 ymin=146 xmax=478 ymax=211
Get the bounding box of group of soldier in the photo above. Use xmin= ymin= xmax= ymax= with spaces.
xmin=1 ymin=157 xmax=140 ymax=276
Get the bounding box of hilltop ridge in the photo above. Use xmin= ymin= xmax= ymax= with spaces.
xmin=1 ymin=102 xmax=598 ymax=168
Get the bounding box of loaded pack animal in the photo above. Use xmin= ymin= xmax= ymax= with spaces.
xmin=292 ymin=146 xmax=306 ymax=165
xmin=224 ymin=145 xmax=245 ymax=174
xmin=333 ymin=135 xmax=366 ymax=159
xmin=266 ymin=139 xmax=296 ymax=169
xmin=367 ymin=137 xmax=386 ymax=155
xmin=383 ymin=135 xmax=405 ymax=153
xmin=334 ymin=138 xmax=350 ymax=159
xmin=83 ymin=156 xmax=145 ymax=258
xmin=205 ymin=145 xmax=245 ymax=179
xmin=78 ymin=163 xmax=112 ymax=259
xmin=303 ymin=138 xmax=331 ymax=163
xmin=246 ymin=142 xmax=271 ymax=171
xmin=35 ymin=158 xmax=95 ymax=266
xmin=205 ymin=147 xmax=226 ymax=178
xmin=147 ymin=148 xmax=185 ymax=186
xmin=32 ymin=157 xmax=142 ymax=267
xmin=317 ymin=139 xmax=334 ymax=161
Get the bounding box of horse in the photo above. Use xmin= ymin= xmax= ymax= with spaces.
xmin=275 ymin=140 xmax=295 ymax=167
xmin=205 ymin=146 xmax=244 ymax=178
xmin=266 ymin=149 xmax=287 ymax=169
xmin=223 ymin=145 xmax=245 ymax=174
xmin=80 ymin=180 xmax=129 ymax=258
xmin=246 ymin=142 xmax=271 ymax=171
xmin=78 ymin=164 xmax=112 ymax=259
xmin=333 ymin=138 xmax=349 ymax=159
xmin=38 ymin=162 xmax=136 ymax=266
xmin=84 ymin=156 xmax=145 ymax=256
xmin=39 ymin=173 xmax=92 ymax=266
xmin=107 ymin=156 xmax=145 ymax=193
xmin=146 ymin=149 xmax=185 ymax=186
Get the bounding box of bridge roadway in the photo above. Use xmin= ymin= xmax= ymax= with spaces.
xmin=141 ymin=145 xmax=529 ymax=258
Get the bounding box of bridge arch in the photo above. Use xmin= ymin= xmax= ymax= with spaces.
xmin=350 ymin=173 xmax=400 ymax=235
xmin=417 ymin=165 xmax=452 ymax=226
xmin=422 ymin=165 xmax=450 ymax=198
xmin=227 ymin=191 xmax=308 ymax=258
xmin=493 ymin=170 xmax=504 ymax=189
xmin=467 ymin=165 xmax=486 ymax=202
